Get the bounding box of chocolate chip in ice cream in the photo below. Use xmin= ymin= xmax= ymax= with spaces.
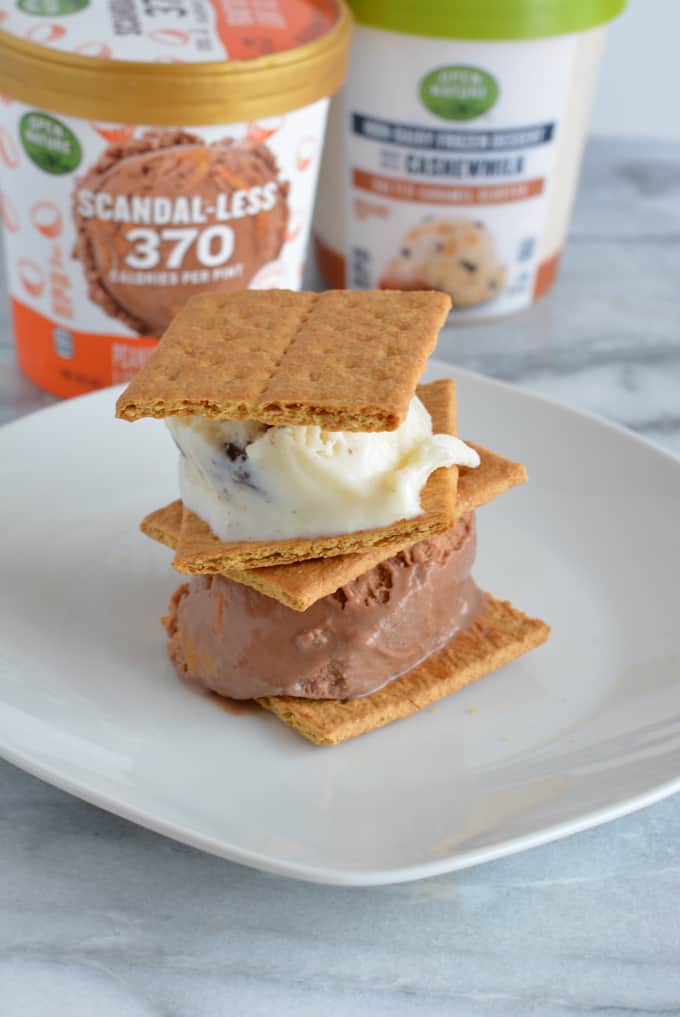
xmin=231 ymin=465 xmax=258 ymax=490
xmin=224 ymin=442 xmax=247 ymax=462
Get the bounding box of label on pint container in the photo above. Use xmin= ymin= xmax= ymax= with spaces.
xmin=0 ymin=101 xmax=327 ymax=396
xmin=0 ymin=0 xmax=343 ymax=396
xmin=2 ymin=0 xmax=338 ymax=62
xmin=343 ymin=26 xmax=577 ymax=317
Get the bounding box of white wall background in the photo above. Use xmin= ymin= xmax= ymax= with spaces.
xmin=590 ymin=0 xmax=680 ymax=139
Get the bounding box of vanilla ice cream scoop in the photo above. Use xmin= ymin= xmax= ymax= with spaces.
xmin=167 ymin=395 xmax=479 ymax=541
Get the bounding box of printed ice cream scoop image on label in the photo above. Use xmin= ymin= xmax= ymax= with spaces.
xmin=148 ymin=28 xmax=190 ymax=48
xmin=286 ymin=209 xmax=305 ymax=242
xmin=17 ymin=258 xmax=45 ymax=298
xmin=250 ymin=262 xmax=290 ymax=289
xmin=424 ymin=219 xmax=506 ymax=308
xmin=246 ymin=117 xmax=285 ymax=143
xmin=296 ymin=136 xmax=317 ymax=171
xmin=24 ymin=22 xmax=66 ymax=45
xmin=379 ymin=219 xmax=444 ymax=291
xmin=0 ymin=127 xmax=20 ymax=169
xmin=72 ymin=129 xmax=290 ymax=335
xmin=0 ymin=192 xmax=19 ymax=233
xmin=73 ymin=41 xmax=112 ymax=59
xmin=30 ymin=200 xmax=62 ymax=238
xmin=89 ymin=122 xmax=136 ymax=146
xmin=380 ymin=218 xmax=505 ymax=308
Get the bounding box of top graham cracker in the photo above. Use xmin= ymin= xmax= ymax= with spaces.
xmin=115 ymin=289 xmax=452 ymax=432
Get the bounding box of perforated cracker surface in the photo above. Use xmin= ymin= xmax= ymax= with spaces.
xmin=116 ymin=289 xmax=451 ymax=431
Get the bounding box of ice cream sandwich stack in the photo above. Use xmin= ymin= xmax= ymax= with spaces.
xmin=117 ymin=289 xmax=549 ymax=745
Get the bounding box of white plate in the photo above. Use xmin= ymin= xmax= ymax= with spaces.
xmin=2 ymin=361 xmax=680 ymax=886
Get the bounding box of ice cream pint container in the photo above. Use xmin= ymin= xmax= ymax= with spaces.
xmin=0 ymin=0 xmax=350 ymax=397
xmin=313 ymin=0 xmax=625 ymax=319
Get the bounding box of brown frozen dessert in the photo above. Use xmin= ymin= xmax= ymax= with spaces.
xmin=164 ymin=514 xmax=485 ymax=700
xmin=72 ymin=129 xmax=289 ymax=335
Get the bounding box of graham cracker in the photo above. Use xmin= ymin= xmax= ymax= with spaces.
xmin=171 ymin=379 xmax=459 ymax=573
xmin=116 ymin=289 xmax=451 ymax=431
xmin=141 ymin=441 xmax=527 ymax=611
xmin=258 ymin=595 xmax=551 ymax=745
xmin=141 ymin=503 xmax=181 ymax=551
xmin=457 ymin=442 xmax=527 ymax=515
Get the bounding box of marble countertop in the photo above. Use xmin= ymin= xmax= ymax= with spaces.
xmin=2 ymin=137 xmax=680 ymax=1016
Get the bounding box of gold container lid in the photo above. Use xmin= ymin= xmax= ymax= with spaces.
xmin=0 ymin=0 xmax=351 ymax=124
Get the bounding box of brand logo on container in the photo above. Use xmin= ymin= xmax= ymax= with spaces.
xmin=19 ymin=112 xmax=82 ymax=174
xmin=17 ymin=0 xmax=89 ymax=13
xmin=419 ymin=66 xmax=499 ymax=122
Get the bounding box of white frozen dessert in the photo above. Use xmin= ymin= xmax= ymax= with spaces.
xmin=167 ymin=395 xmax=479 ymax=541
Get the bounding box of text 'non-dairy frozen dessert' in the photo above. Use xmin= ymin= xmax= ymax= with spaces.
xmin=313 ymin=0 xmax=625 ymax=319
xmin=0 ymin=0 xmax=351 ymax=397
xmin=166 ymin=514 xmax=485 ymax=699
xmin=167 ymin=395 xmax=479 ymax=541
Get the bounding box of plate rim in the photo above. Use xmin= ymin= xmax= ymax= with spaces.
xmin=1 ymin=361 xmax=679 ymax=886
xmin=2 ymin=734 xmax=680 ymax=886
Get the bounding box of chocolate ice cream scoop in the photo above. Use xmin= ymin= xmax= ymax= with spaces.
xmin=73 ymin=129 xmax=289 ymax=335
xmin=164 ymin=514 xmax=486 ymax=700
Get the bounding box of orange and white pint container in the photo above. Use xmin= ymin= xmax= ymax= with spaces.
xmin=314 ymin=0 xmax=625 ymax=319
xmin=0 ymin=0 xmax=350 ymax=397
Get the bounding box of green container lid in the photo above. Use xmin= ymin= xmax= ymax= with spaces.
xmin=347 ymin=0 xmax=626 ymax=40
